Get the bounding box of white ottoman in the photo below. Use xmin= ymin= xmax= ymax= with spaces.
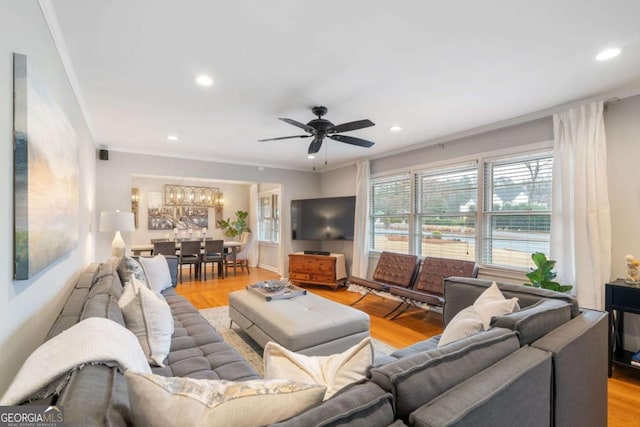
xmin=229 ymin=290 xmax=370 ymax=356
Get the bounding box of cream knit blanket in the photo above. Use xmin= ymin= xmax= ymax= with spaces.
xmin=1 ymin=317 xmax=151 ymax=405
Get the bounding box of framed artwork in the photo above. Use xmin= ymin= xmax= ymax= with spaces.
xmin=147 ymin=189 xmax=210 ymax=230
xmin=13 ymin=53 xmax=79 ymax=280
xmin=147 ymin=191 xmax=174 ymax=230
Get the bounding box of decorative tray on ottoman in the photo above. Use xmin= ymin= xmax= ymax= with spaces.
xmin=247 ymin=280 xmax=307 ymax=301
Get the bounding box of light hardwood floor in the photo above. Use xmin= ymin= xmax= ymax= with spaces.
xmin=176 ymin=267 xmax=640 ymax=426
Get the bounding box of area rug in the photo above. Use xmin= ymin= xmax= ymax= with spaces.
xmin=199 ymin=306 xmax=397 ymax=377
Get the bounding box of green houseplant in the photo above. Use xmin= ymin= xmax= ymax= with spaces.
xmin=217 ymin=210 xmax=251 ymax=239
xmin=524 ymin=252 xmax=572 ymax=292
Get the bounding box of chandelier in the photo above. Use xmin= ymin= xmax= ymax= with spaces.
xmin=164 ymin=184 xmax=223 ymax=208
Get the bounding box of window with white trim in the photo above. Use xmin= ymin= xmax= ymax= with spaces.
xmin=258 ymin=191 xmax=280 ymax=244
xmin=415 ymin=164 xmax=477 ymax=261
xmin=482 ymin=152 xmax=553 ymax=269
xmin=370 ymin=174 xmax=412 ymax=254
xmin=368 ymin=148 xmax=554 ymax=271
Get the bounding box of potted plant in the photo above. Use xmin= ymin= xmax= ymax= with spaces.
xmin=524 ymin=252 xmax=572 ymax=292
xmin=217 ymin=210 xmax=251 ymax=239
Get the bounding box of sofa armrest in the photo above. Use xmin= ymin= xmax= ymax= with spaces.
xmin=531 ymin=309 xmax=608 ymax=427
xmin=409 ymin=346 xmax=552 ymax=427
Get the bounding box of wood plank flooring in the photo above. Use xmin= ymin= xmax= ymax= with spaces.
xmin=175 ymin=267 xmax=640 ymax=426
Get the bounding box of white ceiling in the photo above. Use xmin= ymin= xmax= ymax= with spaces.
xmin=47 ymin=0 xmax=640 ymax=171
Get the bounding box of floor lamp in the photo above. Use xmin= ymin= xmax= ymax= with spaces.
xmin=100 ymin=211 xmax=135 ymax=257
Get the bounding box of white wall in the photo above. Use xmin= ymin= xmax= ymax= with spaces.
xmin=0 ymin=1 xmax=96 ymax=395
xmin=131 ymin=176 xmax=250 ymax=244
xmin=319 ymin=165 xmax=358 ymax=274
xmin=96 ymin=151 xmax=321 ymax=274
xmin=606 ymin=94 xmax=640 ymax=350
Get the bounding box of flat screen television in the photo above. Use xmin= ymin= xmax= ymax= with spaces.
xmin=291 ymin=196 xmax=356 ymax=241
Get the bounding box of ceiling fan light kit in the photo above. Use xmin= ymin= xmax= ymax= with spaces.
xmin=259 ymin=106 xmax=376 ymax=158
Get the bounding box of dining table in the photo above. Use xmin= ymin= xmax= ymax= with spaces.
xmin=130 ymin=240 xmax=243 ymax=275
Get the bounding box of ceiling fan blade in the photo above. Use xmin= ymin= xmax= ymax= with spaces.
xmin=279 ymin=118 xmax=317 ymax=134
xmin=258 ymin=135 xmax=311 ymax=142
xmin=328 ymin=119 xmax=375 ymax=134
xmin=308 ymin=137 xmax=324 ymax=154
xmin=329 ymin=134 xmax=375 ymax=148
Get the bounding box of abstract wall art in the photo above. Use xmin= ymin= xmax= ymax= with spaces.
xmin=13 ymin=53 xmax=79 ymax=280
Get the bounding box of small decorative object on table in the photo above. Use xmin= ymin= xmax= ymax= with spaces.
xmin=625 ymin=255 xmax=640 ymax=284
xmin=247 ymin=280 xmax=307 ymax=301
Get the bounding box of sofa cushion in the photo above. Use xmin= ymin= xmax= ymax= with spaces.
xmin=409 ymin=346 xmax=552 ymax=427
xmin=491 ymin=298 xmax=572 ymax=345
xmin=269 ymin=380 xmax=395 ymax=427
xmin=264 ymin=337 xmax=374 ymax=400
xmin=369 ymin=328 xmax=519 ymax=421
xmin=118 ymin=277 xmax=173 ymax=367
xmin=125 ymin=372 xmax=326 ymax=427
xmin=138 ymin=254 xmax=173 ymax=292
xmin=158 ymin=288 xmax=259 ymax=381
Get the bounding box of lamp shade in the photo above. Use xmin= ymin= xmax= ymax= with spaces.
xmin=100 ymin=211 xmax=135 ymax=257
xmin=100 ymin=211 xmax=135 ymax=232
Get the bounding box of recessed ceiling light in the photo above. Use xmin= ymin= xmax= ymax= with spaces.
xmin=389 ymin=125 xmax=403 ymax=132
xmin=167 ymin=135 xmax=179 ymax=141
xmin=596 ymin=48 xmax=621 ymax=61
xmin=307 ymin=154 xmax=315 ymax=159
xmin=195 ymin=74 xmax=214 ymax=86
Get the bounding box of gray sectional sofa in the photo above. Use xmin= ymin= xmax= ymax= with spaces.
xmin=15 ymin=259 xmax=607 ymax=427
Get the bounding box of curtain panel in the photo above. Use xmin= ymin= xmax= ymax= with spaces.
xmin=551 ymin=101 xmax=611 ymax=310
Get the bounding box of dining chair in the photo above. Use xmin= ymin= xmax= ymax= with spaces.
xmin=153 ymin=241 xmax=176 ymax=257
xmin=178 ymin=240 xmax=202 ymax=282
xmin=202 ymin=239 xmax=225 ymax=280
xmin=225 ymin=232 xmax=251 ymax=274
xmin=150 ymin=238 xmax=169 ymax=243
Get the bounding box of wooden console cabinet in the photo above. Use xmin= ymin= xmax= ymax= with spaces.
xmin=288 ymin=253 xmax=347 ymax=289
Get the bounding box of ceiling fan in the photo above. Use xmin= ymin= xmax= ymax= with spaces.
xmin=259 ymin=106 xmax=375 ymax=155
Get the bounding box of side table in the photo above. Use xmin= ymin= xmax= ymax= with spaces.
xmin=605 ymin=279 xmax=640 ymax=376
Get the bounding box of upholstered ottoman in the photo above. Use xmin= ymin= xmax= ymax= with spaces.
xmin=229 ymin=290 xmax=370 ymax=356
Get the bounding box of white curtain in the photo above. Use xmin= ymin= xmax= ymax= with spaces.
xmin=248 ymin=184 xmax=259 ymax=267
xmin=551 ymin=101 xmax=611 ymax=310
xmin=351 ymin=160 xmax=370 ymax=279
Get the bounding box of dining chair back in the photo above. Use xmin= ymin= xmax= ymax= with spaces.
xmin=202 ymin=239 xmax=225 ymax=280
xmin=153 ymin=241 xmax=176 ymax=256
xmin=178 ymin=240 xmax=202 ymax=282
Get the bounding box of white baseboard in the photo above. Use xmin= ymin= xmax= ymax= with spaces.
xmin=258 ymin=263 xmax=280 ymax=274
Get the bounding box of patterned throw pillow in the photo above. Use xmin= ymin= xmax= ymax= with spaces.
xmin=116 ymin=256 xmax=148 ymax=286
xmin=125 ymin=372 xmax=326 ymax=427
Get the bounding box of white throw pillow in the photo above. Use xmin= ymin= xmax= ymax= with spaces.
xmin=472 ymin=282 xmax=520 ymax=330
xmin=118 ymin=277 xmax=174 ymax=367
xmin=125 ymin=372 xmax=326 ymax=427
xmin=437 ymin=306 xmax=484 ymax=347
xmin=138 ymin=254 xmax=173 ymax=292
xmin=263 ymin=337 xmax=373 ymax=400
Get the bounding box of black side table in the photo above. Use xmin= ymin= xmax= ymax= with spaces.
xmin=605 ymin=279 xmax=640 ymax=376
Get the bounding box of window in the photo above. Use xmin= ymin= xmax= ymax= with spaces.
xmin=368 ymin=148 xmax=554 ymax=271
xmin=482 ymin=152 xmax=553 ymax=269
xmin=415 ymin=164 xmax=477 ymax=261
xmin=370 ymin=174 xmax=412 ymax=253
xmin=259 ymin=191 xmax=280 ymax=244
